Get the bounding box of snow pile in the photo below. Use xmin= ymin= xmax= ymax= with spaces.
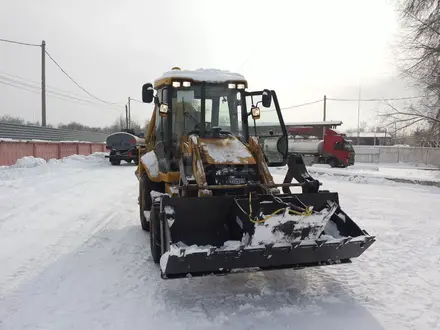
xmin=164 ymin=205 xmax=175 ymax=227
xmin=160 ymin=240 xmax=245 ymax=272
xmin=55 ymin=153 xmax=107 ymax=166
xmin=160 ymin=242 xmax=214 ymax=272
xmin=156 ymin=68 xmax=245 ymax=83
xmin=251 ymin=205 xmax=339 ymax=246
xmin=308 ymin=164 xmax=440 ymax=183
xmin=271 ymin=164 xmax=440 ymax=188
xmin=141 ymin=151 xmax=159 ymax=177
xmin=12 ymin=156 xmax=47 ymax=168
xmin=0 ymin=138 xmax=101 ymax=143
xmin=1 ymin=153 xmax=107 ymax=171
xmin=150 ymin=190 xmax=170 ymax=203
xmin=200 ymin=138 xmax=253 ymax=164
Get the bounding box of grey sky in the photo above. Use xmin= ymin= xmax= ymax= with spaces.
xmin=0 ymin=0 xmax=414 ymax=131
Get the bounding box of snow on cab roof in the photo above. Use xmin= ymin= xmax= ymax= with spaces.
xmin=154 ymin=68 xmax=247 ymax=87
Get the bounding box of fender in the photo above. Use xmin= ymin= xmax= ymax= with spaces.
xmin=140 ymin=150 xmax=161 ymax=182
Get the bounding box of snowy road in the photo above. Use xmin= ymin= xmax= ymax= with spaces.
xmin=0 ymin=155 xmax=439 ymax=330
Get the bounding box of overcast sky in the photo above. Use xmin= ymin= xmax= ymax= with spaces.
xmin=0 ymin=0 xmax=415 ymax=131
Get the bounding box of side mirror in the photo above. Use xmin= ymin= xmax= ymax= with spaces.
xmin=142 ymin=83 xmax=154 ymax=103
xmin=159 ymin=103 xmax=169 ymax=117
xmin=262 ymin=89 xmax=272 ymax=108
xmin=251 ymin=106 xmax=260 ymax=120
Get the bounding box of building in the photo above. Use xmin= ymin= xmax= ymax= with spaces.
xmin=345 ymin=132 xmax=392 ymax=145
xmin=258 ymin=121 xmax=343 ymax=139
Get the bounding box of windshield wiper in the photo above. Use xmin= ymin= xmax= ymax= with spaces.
xmin=181 ymin=97 xmax=199 ymax=126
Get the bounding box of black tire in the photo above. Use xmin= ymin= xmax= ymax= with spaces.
xmin=126 ymin=159 xmax=132 ymax=163
xmin=150 ymin=204 xmax=161 ymax=263
xmin=328 ymin=158 xmax=338 ymax=168
xmin=139 ymin=174 xmax=152 ymax=231
xmin=110 ymin=159 xmax=121 ymax=166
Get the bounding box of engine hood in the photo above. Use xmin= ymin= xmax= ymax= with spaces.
xmin=198 ymin=136 xmax=256 ymax=165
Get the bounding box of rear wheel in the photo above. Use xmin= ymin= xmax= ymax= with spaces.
xmin=150 ymin=204 xmax=161 ymax=263
xmin=110 ymin=159 xmax=121 ymax=166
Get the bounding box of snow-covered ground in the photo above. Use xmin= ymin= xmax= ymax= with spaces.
xmin=308 ymin=163 xmax=440 ymax=184
xmin=0 ymin=154 xmax=439 ymax=330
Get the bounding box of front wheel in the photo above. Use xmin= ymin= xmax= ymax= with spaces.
xmin=150 ymin=204 xmax=162 ymax=263
xmin=328 ymin=158 xmax=338 ymax=168
xmin=139 ymin=174 xmax=152 ymax=231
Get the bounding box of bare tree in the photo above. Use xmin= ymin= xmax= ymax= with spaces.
xmin=381 ymin=0 xmax=440 ymax=140
xmin=345 ymin=121 xmax=369 ymax=134
xmin=0 ymin=115 xmax=25 ymax=125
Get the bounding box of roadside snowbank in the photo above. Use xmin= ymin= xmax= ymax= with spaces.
xmin=309 ymin=163 xmax=440 ymax=182
xmin=0 ymin=153 xmax=109 ymax=184
xmin=2 ymin=152 xmax=108 ymax=169
xmin=271 ymin=164 xmax=440 ymax=188
xmin=0 ymin=137 xmax=104 ymax=143
xmin=12 ymin=156 xmax=47 ymax=168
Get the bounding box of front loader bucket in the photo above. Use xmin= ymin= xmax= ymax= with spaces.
xmin=157 ymin=192 xmax=375 ymax=279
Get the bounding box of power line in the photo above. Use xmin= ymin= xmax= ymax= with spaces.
xmin=0 ymin=70 xmax=127 ymax=107
xmin=0 ymin=70 xmax=115 ymax=102
xmin=0 ymin=78 xmax=123 ymax=112
xmin=0 ymin=75 xmax=123 ymax=110
xmin=44 ymin=50 xmax=123 ymax=106
xmin=263 ymin=99 xmax=323 ymax=113
xmin=281 ymin=99 xmax=323 ymax=110
xmin=0 ymin=79 xmax=41 ymax=94
xmin=328 ymin=95 xmax=431 ymax=102
xmin=0 ymin=37 xmax=40 ymax=47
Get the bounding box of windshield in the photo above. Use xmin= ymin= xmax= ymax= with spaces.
xmin=171 ymin=85 xmax=243 ymax=139
xmin=344 ymin=142 xmax=354 ymax=152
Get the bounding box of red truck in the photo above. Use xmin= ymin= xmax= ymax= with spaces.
xmin=287 ymin=127 xmax=355 ymax=168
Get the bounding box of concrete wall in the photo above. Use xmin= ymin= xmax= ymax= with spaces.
xmin=0 ymin=140 xmax=106 ymax=166
xmin=353 ymin=146 xmax=440 ymax=167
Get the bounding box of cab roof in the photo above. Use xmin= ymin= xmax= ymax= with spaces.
xmin=154 ymin=68 xmax=248 ymax=89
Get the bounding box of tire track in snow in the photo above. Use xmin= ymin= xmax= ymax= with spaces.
xmin=0 ymin=160 xmax=138 ymax=294
xmin=1 ymin=162 xmax=439 ymax=329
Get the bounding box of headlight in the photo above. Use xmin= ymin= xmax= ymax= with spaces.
xmin=251 ymin=106 xmax=260 ymax=120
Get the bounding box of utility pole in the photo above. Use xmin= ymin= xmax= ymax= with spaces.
xmin=357 ymin=85 xmax=361 ymax=145
xmin=128 ymin=97 xmax=131 ymax=129
xmin=125 ymin=104 xmax=129 ymax=130
xmin=322 ymin=95 xmax=327 ymax=138
xmin=41 ymin=40 xmax=46 ymax=127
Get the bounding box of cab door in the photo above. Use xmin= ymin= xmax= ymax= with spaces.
xmin=243 ymin=90 xmax=289 ymax=167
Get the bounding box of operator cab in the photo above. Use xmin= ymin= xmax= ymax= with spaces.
xmin=141 ymin=68 xmax=289 ymax=170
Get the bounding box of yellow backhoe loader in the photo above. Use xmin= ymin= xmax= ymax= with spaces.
xmin=135 ymin=68 xmax=375 ymax=279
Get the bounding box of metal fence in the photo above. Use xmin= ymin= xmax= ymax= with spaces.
xmin=354 ymin=145 xmax=440 ymax=167
xmin=0 ymin=122 xmax=109 ymax=143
